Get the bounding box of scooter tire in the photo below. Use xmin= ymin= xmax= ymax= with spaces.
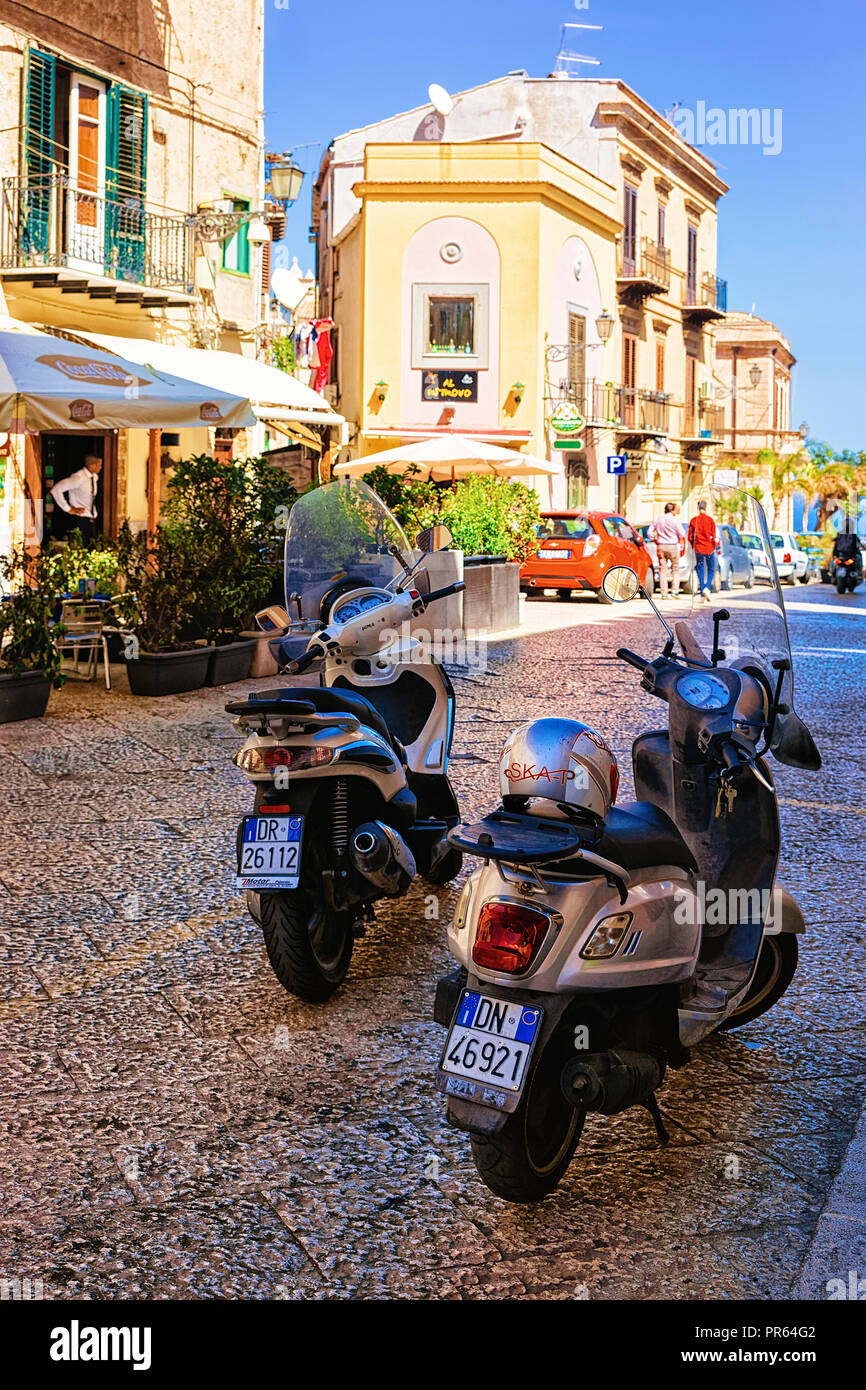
xmin=469 ymin=1040 xmax=584 ymax=1203
xmin=249 ymin=889 xmax=354 ymax=1002
xmin=836 ymin=576 xmax=847 ymax=595
xmin=719 ymin=934 xmax=798 ymax=1031
xmin=424 ymin=846 xmax=464 ymax=886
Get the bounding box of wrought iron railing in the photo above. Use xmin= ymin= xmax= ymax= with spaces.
xmin=0 ymin=174 xmax=195 ymax=293
xmin=619 ymin=237 xmax=671 ymax=291
xmin=553 ymin=376 xmax=671 ymax=434
xmin=683 ymin=400 xmax=724 ymax=438
xmin=684 ymin=270 xmax=727 ymax=313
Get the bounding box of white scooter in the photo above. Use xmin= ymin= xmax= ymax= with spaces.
xmin=228 ymin=479 xmax=464 ymax=1001
xmin=433 ymin=487 xmax=821 ymax=1202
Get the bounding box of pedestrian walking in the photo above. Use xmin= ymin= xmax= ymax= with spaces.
xmin=649 ymin=502 xmax=686 ymax=598
xmin=688 ymin=499 xmax=719 ymax=602
xmin=50 ymin=456 xmax=102 ymax=543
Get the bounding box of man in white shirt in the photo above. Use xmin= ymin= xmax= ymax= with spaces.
xmin=649 ymin=501 xmax=687 ymax=598
xmin=50 ymin=455 xmax=102 ymax=542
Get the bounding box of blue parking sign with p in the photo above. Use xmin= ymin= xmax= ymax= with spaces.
xmin=608 ymin=454 xmax=627 ymax=475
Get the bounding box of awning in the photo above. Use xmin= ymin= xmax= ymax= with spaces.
xmin=70 ymin=333 xmax=344 ymax=429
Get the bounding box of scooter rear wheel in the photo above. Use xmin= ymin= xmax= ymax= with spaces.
xmin=249 ymin=889 xmax=354 ymax=1002
xmin=469 ymin=1038 xmax=584 ymax=1203
xmin=719 ymin=934 xmax=797 ymax=1031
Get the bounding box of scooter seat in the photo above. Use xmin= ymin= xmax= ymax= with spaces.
xmin=598 ymin=802 xmax=697 ymax=873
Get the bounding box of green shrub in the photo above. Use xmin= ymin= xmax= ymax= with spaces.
xmin=364 ymin=469 xmax=541 ymax=561
xmin=0 ymin=548 xmax=66 ymax=685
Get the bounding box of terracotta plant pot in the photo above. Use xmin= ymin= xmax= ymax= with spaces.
xmin=125 ymin=646 xmax=215 ymax=697
xmin=0 ymin=670 xmax=52 ymax=723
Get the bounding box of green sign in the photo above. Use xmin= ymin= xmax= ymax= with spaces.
xmin=554 ymin=439 xmax=584 ymax=450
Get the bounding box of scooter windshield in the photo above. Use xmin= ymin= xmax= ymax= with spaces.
xmin=678 ymin=484 xmax=795 ymax=709
xmin=283 ymin=478 xmax=413 ymax=622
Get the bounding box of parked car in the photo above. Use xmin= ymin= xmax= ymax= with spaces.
xmin=521 ymin=511 xmax=654 ymax=602
xmin=769 ymin=531 xmax=810 ymax=586
xmin=686 ymin=522 xmax=753 ymax=592
xmin=636 ymin=523 xmax=694 ymax=593
xmin=740 ymin=531 xmax=795 ymax=585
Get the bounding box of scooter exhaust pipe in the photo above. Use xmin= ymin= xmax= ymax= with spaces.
xmin=560 ymin=1049 xmax=664 ymax=1116
xmin=350 ymin=821 xmax=416 ymax=896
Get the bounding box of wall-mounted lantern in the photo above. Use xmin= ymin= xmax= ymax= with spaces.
xmin=595 ymin=309 xmax=615 ymax=344
xmin=511 ymin=381 xmax=525 ymax=405
xmin=749 ymin=364 xmax=762 ymax=388
xmin=375 ymin=380 xmax=389 ymax=402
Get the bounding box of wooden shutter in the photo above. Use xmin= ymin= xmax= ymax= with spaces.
xmin=655 ymin=340 xmax=665 ymax=393
xmin=106 ymin=84 xmax=148 ymax=281
xmin=623 ymin=184 xmax=637 ymax=271
xmin=23 ymin=48 xmax=56 ymax=256
xmin=567 ymin=312 xmax=586 ymax=391
xmin=261 ymin=226 xmax=271 ymax=298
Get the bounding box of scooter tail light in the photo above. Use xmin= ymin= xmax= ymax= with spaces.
xmin=472 ymin=900 xmax=550 ymax=974
xmin=783 ymin=552 xmax=791 ymax=564
xmin=583 ymin=534 xmax=601 ymax=557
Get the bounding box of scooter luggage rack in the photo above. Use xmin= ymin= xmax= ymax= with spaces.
xmin=448 ymin=809 xmax=630 ymax=903
xmin=225 ymin=694 xmax=360 ymax=737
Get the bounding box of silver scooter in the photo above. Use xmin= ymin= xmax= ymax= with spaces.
xmin=228 ymin=479 xmax=464 ymax=1002
xmin=434 ymin=487 xmax=821 ymax=1202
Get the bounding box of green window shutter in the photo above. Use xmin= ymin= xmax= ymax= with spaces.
xmin=222 ymin=199 xmax=250 ymax=275
xmin=106 ymin=83 xmax=148 ymax=282
xmin=23 ymin=48 xmax=56 ymax=256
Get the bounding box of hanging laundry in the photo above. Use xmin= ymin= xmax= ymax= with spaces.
xmin=311 ymin=318 xmax=334 ymax=394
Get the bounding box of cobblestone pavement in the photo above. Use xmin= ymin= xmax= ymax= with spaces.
xmin=0 ymin=586 xmax=863 ymax=1300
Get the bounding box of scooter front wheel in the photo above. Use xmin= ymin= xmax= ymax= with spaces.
xmin=249 ymin=889 xmax=354 ymax=1002
xmin=469 ymin=1039 xmax=584 ymax=1203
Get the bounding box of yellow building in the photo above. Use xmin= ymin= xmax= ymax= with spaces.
xmin=314 ymin=73 xmax=730 ymax=524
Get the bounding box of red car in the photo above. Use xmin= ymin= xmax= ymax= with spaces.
xmin=520 ymin=511 xmax=654 ymax=602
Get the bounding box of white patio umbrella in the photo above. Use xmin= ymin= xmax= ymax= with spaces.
xmin=334 ymin=433 xmax=562 ymax=482
xmin=0 ymin=322 xmax=255 ymax=431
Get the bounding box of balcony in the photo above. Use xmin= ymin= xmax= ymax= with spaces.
xmin=554 ymin=378 xmax=671 ymax=437
xmin=617 ymin=238 xmax=672 ymax=298
xmin=682 ymin=399 xmax=725 ymax=445
xmin=0 ymin=174 xmax=196 ymax=306
xmin=683 ymin=271 xmax=727 ymax=322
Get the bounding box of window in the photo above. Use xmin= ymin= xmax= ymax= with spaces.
xmin=539 ymin=514 xmax=592 ymax=540
xmin=567 ymin=312 xmax=586 ymax=391
xmin=222 ymin=198 xmax=251 ymax=275
xmin=427 ymin=296 xmax=474 ymax=355
xmin=655 ymin=340 xmax=665 ymax=393
xmin=566 ymin=458 xmax=589 ymax=510
xmin=685 ymin=355 xmax=697 ymax=432
xmin=657 ymin=203 xmax=666 ymax=248
xmin=687 ymin=225 xmax=698 ymax=301
xmin=622 ymin=333 xmax=637 ymax=427
xmin=623 ymin=184 xmax=638 ymax=272
xmin=613 ymin=517 xmax=639 ymax=543
xmin=411 ymin=283 xmax=489 ymax=368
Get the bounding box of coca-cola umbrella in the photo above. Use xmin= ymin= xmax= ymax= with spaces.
xmin=0 ymin=323 xmax=255 ymax=431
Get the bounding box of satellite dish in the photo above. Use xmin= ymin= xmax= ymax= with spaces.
xmin=271 ymin=264 xmax=306 ymax=312
xmin=428 ymin=83 xmax=454 ymax=117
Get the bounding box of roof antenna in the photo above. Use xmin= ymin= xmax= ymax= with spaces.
xmin=554 ymin=22 xmax=603 ymax=77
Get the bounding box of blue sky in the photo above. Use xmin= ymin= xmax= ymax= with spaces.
xmin=265 ymin=0 xmax=864 ymax=450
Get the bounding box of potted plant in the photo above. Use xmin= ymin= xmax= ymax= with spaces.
xmin=0 ymin=547 xmax=65 ymax=723
xmin=114 ymin=524 xmax=214 ymax=696
xmin=161 ymin=454 xmax=295 ymax=686
xmin=49 ymin=533 xmax=127 ymax=659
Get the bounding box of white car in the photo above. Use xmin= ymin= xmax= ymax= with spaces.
xmin=740 ymin=531 xmax=795 ymax=584
xmin=769 ymin=531 xmax=812 ymax=585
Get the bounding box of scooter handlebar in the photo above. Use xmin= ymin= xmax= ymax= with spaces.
xmin=422 ymin=581 xmax=466 ymax=606
xmin=285 ymin=645 xmax=321 ymax=675
xmin=616 ymin=646 xmax=649 ymax=672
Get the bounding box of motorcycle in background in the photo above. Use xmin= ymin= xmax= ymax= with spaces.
xmin=433 ymin=487 xmax=821 ymax=1202
xmin=228 ymin=479 xmax=465 ymax=1001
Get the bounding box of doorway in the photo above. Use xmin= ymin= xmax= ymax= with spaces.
xmin=42 ymin=432 xmax=117 ymax=542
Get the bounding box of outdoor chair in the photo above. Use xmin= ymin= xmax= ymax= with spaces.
xmin=55 ymin=598 xmax=112 ymax=691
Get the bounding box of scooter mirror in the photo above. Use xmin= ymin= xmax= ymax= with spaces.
xmin=601 ymin=567 xmax=640 ymax=602
xmin=416 ymin=524 xmax=453 ymax=555
xmin=255 ymin=605 xmax=291 ymax=632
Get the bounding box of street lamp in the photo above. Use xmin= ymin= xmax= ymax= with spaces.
xmin=749 ymin=364 xmax=762 ymax=388
xmin=596 ymin=309 xmax=615 ymax=343
xmin=266 ymin=153 xmax=305 ymax=206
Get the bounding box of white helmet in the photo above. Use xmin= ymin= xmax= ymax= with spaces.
xmin=499 ymin=717 xmax=619 ymax=821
